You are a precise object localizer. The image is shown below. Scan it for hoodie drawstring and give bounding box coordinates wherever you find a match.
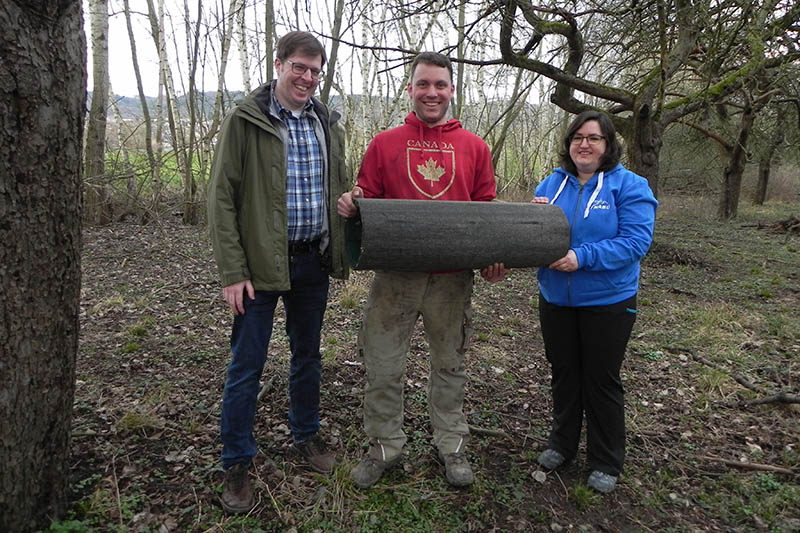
[583,171,603,218]
[550,171,604,219]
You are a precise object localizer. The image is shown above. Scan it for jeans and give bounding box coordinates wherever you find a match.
[220,252,329,470]
[538,294,637,476]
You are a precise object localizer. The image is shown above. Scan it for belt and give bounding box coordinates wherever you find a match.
[288,239,320,256]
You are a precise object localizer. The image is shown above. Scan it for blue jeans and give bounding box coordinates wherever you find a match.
[220,252,329,469]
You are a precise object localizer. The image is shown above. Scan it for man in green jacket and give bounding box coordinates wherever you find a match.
[207,31,349,514]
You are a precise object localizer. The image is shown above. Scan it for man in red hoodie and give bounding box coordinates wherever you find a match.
[337,52,497,489]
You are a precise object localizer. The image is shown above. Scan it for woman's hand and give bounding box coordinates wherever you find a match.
[548,250,578,272]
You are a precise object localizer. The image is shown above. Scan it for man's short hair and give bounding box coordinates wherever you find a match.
[409,52,453,83]
[276,31,327,67]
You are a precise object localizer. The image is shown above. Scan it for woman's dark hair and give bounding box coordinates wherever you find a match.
[558,111,622,176]
[276,31,327,67]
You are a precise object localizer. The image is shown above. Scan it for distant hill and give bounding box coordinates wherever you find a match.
[87,91,246,121]
[87,90,351,121]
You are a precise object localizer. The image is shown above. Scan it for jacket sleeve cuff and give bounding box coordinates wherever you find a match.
[573,247,588,270]
[220,268,251,288]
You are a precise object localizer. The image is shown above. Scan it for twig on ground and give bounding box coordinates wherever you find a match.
[666,346,800,407]
[468,425,510,439]
[258,376,279,401]
[553,471,569,497]
[264,481,283,522]
[696,454,795,475]
[111,454,123,528]
[192,485,202,529]
[733,391,800,406]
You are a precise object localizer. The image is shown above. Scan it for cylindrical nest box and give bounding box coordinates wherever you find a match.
[345,199,570,271]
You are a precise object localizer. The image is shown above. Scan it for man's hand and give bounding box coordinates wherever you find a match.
[548,250,579,272]
[481,262,510,283]
[222,279,255,315]
[531,196,549,204]
[337,186,363,217]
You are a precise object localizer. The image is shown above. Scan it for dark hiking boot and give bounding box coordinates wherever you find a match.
[220,463,254,514]
[294,434,336,474]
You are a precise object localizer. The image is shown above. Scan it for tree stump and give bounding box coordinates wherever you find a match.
[345,199,570,271]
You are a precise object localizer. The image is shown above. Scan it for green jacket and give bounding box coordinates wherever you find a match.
[208,83,350,290]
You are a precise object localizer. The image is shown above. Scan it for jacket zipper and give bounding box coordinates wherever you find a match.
[567,183,584,307]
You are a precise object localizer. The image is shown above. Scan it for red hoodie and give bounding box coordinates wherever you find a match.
[356,112,497,202]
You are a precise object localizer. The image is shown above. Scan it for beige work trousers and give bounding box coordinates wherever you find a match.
[358,270,474,462]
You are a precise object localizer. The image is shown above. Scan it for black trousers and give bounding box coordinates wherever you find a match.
[538,294,637,476]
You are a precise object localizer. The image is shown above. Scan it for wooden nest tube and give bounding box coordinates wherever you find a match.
[345,198,570,271]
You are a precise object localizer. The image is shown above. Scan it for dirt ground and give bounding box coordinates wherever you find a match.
[66,198,799,532]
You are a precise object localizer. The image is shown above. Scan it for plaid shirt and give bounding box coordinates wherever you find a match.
[277,99,325,242]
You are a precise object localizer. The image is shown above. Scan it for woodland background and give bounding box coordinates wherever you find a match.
[1,0,798,531]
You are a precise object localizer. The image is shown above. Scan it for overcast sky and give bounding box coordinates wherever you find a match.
[85,2,247,98]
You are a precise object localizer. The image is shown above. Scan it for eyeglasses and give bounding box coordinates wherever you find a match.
[570,134,605,145]
[286,60,324,79]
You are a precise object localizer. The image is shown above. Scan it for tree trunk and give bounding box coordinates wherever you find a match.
[753,115,784,205]
[718,103,755,220]
[490,68,529,173]
[628,103,663,198]
[0,2,84,531]
[454,0,466,120]
[235,0,251,94]
[264,0,274,82]
[108,83,137,208]
[84,0,111,224]
[123,0,157,195]
[319,0,345,105]
[181,0,202,226]
[206,0,238,141]
[146,0,167,211]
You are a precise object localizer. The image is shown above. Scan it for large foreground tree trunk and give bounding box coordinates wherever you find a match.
[0,1,85,531]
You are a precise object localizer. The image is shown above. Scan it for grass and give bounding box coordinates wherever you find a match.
[62,193,800,532]
[569,483,601,510]
[115,411,165,434]
[336,274,370,309]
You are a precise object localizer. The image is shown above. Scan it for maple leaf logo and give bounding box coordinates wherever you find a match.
[417,158,445,186]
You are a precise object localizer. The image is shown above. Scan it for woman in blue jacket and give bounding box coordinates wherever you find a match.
[533,111,657,493]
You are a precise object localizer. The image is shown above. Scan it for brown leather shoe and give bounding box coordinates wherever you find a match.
[294,435,335,474]
[220,463,254,514]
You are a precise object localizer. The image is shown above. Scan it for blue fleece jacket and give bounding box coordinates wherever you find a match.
[535,163,657,307]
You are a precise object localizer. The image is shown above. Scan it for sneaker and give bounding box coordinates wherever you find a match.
[537,449,565,470]
[351,455,401,489]
[438,451,474,487]
[587,470,618,493]
[294,434,335,474]
[220,463,254,514]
